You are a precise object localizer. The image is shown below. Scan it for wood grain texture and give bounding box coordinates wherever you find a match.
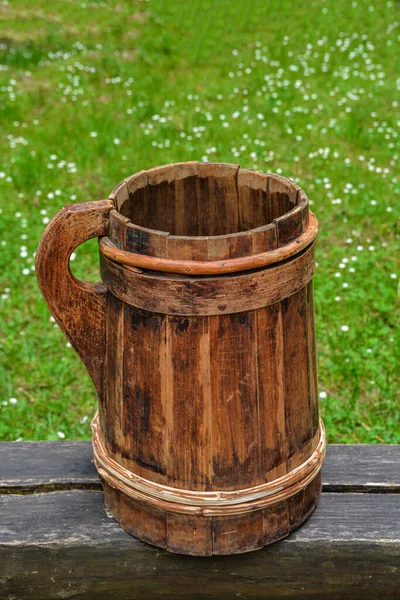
[281,287,313,471]
[98,211,317,274]
[1,488,399,599]
[119,493,167,549]
[237,168,269,230]
[122,306,167,484]
[103,293,124,458]
[256,302,287,482]
[209,311,259,490]
[35,199,114,402]
[197,162,240,235]
[306,281,320,447]
[112,165,310,258]
[99,242,316,316]
[166,316,212,490]
[36,164,320,557]
[166,512,213,556]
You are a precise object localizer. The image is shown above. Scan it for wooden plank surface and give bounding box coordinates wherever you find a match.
[1,442,400,493]
[0,490,399,599]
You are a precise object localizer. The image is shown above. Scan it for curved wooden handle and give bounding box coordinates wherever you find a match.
[36,200,114,398]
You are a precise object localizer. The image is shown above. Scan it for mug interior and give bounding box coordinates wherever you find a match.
[112,163,303,238]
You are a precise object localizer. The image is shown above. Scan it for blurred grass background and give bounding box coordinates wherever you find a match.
[0,0,398,442]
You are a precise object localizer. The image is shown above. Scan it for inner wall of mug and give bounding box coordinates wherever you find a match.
[114,164,301,237]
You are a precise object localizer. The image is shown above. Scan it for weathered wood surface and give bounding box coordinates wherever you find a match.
[35,200,114,398]
[1,443,399,598]
[102,166,323,555]
[2,442,400,493]
[36,165,322,555]
[99,242,316,316]
[0,480,399,599]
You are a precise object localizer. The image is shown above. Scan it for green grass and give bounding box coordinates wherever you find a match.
[0,0,398,443]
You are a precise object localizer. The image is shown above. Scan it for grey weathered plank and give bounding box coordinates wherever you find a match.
[1,442,399,493]
[323,444,400,492]
[0,441,100,493]
[0,490,399,599]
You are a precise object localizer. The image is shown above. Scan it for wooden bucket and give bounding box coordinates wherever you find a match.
[36,162,325,556]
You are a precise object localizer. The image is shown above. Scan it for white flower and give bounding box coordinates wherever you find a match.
[113,138,120,145]
[319,391,327,399]
[57,431,66,439]
[22,268,30,275]
[9,397,18,404]
[90,131,98,137]
[341,325,349,332]
[391,273,397,279]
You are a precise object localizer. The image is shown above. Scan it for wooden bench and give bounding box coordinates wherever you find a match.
[1,442,399,599]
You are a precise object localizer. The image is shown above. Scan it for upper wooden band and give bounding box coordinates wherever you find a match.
[100,212,318,276]
[99,241,315,316]
[92,413,326,517]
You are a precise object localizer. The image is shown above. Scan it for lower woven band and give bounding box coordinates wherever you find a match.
[91,413,326,517]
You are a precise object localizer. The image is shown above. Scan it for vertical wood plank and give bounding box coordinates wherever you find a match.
[237,169,269,230]
[227,231,253,258]
[166,513,213,556]
[146,164,175,233]
[269,176,293,220]
[167,236,209,260]
[197,163,239,235]
[250,223,277,253]
[275,205,304,246]
[103,293,124,460]
[122,306,167,484]
[125,224,168,257]
[108,210,128,250]
[125,171,149,226]
[307,281,320,449]
[111,181,129,212]
[206,235,231,261]
[209,311,258,490]
[287,489,305,531]
[281,287,313,471]
[174,162,199,236]
[212,511,264,555]
[119,494,167,549]
[256,303,287,483]
[262,500,290,545]
[166,316,212,491]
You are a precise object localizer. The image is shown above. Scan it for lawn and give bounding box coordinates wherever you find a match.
[0,0,398,443]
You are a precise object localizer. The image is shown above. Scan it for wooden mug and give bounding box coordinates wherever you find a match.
[36,162,325,556]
